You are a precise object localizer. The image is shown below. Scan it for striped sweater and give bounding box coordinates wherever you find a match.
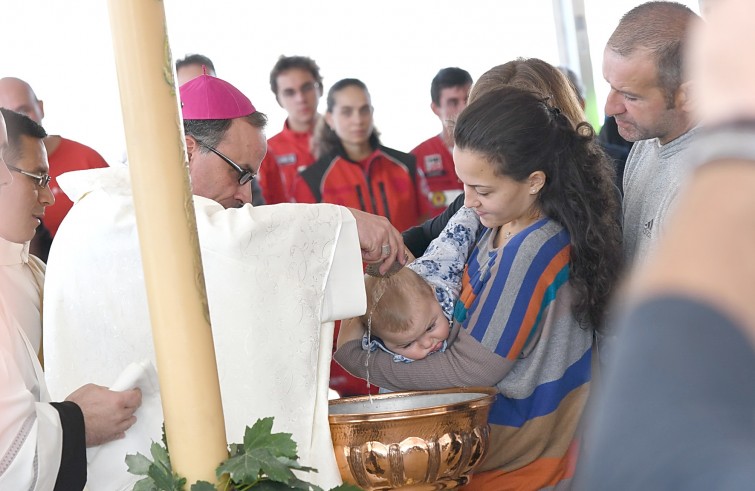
[335,218,592,490]
[461,218,592,491]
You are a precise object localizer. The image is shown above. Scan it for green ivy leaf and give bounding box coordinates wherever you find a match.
[132,476,158,491]
[217,451,262,483]
[286,475,324,491]
[126,452,153,476]
[190,481,216,491]
[144,441,186,490]
[250,450,297,483]
[229,442,244,457]
[123,417,358,491]
[276,456,317,473]
[218,448,297,485]
[243,418,298,460]
[250,482,298,491]
[150,441,170,468]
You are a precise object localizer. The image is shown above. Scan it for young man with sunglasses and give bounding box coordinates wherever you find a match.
[0,108,141,490]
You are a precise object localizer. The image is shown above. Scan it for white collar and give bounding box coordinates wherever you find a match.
[0,236,29,266]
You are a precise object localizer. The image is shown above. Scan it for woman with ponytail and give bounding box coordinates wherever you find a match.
[291,78,429,233]
[336,86,622,490]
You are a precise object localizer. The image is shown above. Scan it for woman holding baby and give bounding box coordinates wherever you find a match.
[336,59,622,490]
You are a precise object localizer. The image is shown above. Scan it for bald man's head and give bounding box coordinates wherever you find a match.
[0,111,12,190]
[0,77,44,124]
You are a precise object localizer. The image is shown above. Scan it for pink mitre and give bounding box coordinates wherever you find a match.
[179,69,256,120]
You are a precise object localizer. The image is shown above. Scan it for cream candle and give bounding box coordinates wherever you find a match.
[107,0,228,484]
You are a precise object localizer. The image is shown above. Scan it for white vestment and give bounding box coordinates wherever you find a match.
[0,238,63,490]
[44,167,365,490]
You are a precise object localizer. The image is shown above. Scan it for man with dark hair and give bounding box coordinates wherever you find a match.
[602,1,701,266]
[174,53,265,206]
[44,74,406,490]
[0,108,141,491]
[410,67,472,217]
[257,55,323,204]
[175,53,216,86]
[0,77,109,261]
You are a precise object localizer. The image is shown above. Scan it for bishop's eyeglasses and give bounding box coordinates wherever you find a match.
[196,140,256,186]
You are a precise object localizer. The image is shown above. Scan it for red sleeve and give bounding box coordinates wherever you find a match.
[414,167,433,222]
[290,173,318,204]
[258,153,288,204]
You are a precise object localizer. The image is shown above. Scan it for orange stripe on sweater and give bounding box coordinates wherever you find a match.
[460,267,475,309]
[462,438,579,491]
[505,246,571,360]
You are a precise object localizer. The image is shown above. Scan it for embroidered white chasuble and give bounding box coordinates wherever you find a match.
[44,168,365,490]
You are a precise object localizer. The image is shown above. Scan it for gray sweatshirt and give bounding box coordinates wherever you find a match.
[622,127,700,267]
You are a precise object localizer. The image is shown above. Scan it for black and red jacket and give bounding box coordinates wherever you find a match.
[292,145,429,233]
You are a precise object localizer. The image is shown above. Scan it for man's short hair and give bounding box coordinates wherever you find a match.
[0,108,47,162]
[269,55,323,97]
[607,1,700,107]
[176,54,216,75]
[431,67,473,106]
[183,112,267,149]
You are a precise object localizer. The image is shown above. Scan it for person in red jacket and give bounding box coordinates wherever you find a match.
[293,78,429,233]
[0,77,109,261]
[257,55,323,204]
[293,78,428,397]
[411,67,472,217]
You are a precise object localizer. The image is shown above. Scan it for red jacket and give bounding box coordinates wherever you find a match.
[411,134,464,217]
[258,121,316,204]
[292,146,428,233]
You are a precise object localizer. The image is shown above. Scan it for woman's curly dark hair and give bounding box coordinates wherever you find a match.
[454,86,623,329]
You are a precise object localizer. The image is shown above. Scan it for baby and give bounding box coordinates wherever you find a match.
[361,206,480,362]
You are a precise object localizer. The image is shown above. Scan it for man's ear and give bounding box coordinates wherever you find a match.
[185,136,198,163]
[37,99,45,120]
[675,80,696,114]
[431,102,441,118]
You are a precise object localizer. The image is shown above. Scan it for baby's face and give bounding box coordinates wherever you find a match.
[379,298,451,360]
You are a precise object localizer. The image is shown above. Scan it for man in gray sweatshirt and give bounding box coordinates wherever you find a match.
[602,1,701,267]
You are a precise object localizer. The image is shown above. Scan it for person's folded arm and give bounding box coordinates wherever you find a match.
[334,328,511,391]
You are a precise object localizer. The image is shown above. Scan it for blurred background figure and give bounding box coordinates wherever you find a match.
[175,53,216,86]
[558,65,586,109]
[257,55,323,204]
[410,67,472,217]
[0,76,109,262]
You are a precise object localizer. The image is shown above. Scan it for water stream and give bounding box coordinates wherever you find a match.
[364,277,388,404]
